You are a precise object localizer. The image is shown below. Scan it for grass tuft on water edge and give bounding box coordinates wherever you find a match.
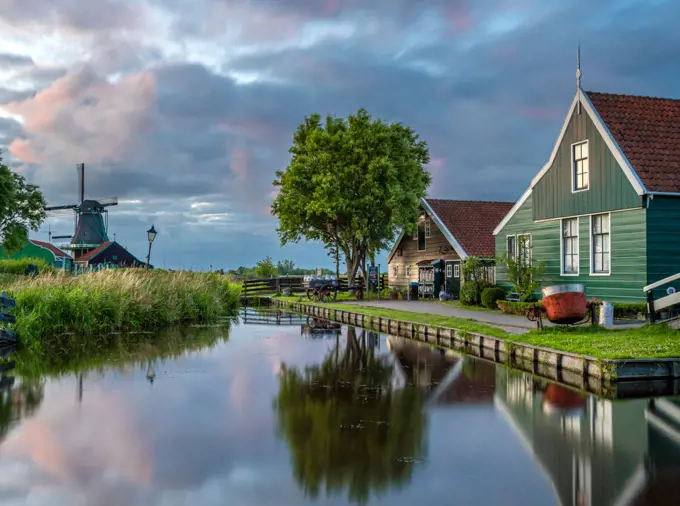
[1,269,241,345]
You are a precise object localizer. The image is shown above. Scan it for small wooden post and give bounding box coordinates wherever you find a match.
[647,290,656,324]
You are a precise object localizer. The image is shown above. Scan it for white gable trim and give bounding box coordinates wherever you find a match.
[421,198,468,259]
[386,198,468,263]
[29,240,58,262]
[493,88,647,236]
[386,230,406,263]
[580,91,646,195]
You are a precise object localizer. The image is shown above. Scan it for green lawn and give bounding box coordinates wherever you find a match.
[520,325,680,360]
[272,295,680,360]
[273,295,511,338]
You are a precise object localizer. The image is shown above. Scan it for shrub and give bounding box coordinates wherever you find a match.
[497,300,542,315]
[460,281,491,306]
[481,287,506,309]
[0,257,54,275]
[498,300,648,321]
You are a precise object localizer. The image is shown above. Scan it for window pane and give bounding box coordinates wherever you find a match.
[602,214,609,233]
[581,142,588,158]
[574,144,581,159]
[582,158,589,176]
[595,254,602,272]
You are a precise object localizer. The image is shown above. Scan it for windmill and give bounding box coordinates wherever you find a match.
[45,163,118,259]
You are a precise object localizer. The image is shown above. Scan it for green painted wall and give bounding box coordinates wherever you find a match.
[646,195,680,299]
[496,194,647,302]
[532,103,642,221]
[0,241,55,264]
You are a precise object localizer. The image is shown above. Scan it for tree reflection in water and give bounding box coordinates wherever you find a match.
[0,352,44,443]
[274,327,428,504]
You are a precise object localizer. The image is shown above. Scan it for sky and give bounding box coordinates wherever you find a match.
[1,0,679,271]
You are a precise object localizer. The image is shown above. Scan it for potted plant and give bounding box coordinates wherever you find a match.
[391,289,399,300]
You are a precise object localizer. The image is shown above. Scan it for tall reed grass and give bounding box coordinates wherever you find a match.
[1,269,241,345]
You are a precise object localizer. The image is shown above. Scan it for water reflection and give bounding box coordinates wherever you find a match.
[274,327,427,504]
[0,317,679,505]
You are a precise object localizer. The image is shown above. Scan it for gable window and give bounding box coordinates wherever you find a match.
[591,214,610,275]
[561,218,579,275]
[572,141,589,192]
[406,265,412,278]
[425,219,431,238]
[417,222,426,251]
[506,235,517,262]
[393,265,398,276]
[446,264,452,277]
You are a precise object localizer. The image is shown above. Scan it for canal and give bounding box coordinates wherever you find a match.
[1,308,679,505]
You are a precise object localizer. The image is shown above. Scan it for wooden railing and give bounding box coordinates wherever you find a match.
[643,273,680,323]
[241,274,389,297]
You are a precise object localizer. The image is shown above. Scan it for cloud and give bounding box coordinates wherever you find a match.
[1,0,679,269]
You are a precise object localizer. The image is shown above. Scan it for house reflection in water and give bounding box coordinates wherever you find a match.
[495,369,680,506]
[386,335,680,506]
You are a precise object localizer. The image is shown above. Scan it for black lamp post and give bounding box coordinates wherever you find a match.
[146,224,157,270]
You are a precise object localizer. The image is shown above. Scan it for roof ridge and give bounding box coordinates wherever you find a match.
[585,90,680,103]
[425,198,515,205]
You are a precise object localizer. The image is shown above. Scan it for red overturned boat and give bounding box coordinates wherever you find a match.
[541,284,588,324]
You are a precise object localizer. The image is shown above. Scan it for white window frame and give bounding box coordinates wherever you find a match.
[425,219,431,238]
[417,224,426,252]
[560,217,580,276]
[506,235,517,262]
[589,213,611,276]
[453,264,460,278]
[516,233,532,267]
[571,140,590,193]
[446,264,452,278]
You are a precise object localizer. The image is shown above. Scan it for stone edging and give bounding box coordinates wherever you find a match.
[269,298,680,384]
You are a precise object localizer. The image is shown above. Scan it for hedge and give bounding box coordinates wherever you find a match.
[497,300,647,320]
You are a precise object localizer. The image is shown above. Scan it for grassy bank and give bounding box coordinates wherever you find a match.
[273,295,512,339]
[1,269,241,346]
[272,296,680,360]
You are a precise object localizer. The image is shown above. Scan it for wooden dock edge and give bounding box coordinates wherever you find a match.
[268,298,680,388]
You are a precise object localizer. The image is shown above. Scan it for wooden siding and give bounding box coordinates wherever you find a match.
[532,103,642,221]
[496,194,647,302]
[388,222,460,289]
[647,196,680,300]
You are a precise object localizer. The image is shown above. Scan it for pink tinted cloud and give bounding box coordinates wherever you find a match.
[444,2,473,34]
[4,66,156,166]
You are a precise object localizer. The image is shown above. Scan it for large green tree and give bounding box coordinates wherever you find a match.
[274,327,428,504]
[271,109,431,283]
[0,152,46,255]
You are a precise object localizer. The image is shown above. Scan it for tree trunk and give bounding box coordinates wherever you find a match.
[335,239,340,279]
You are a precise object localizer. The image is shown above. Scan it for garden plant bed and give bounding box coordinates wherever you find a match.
[269,296,680,383]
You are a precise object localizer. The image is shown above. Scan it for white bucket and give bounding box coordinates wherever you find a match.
[599,301,614,325]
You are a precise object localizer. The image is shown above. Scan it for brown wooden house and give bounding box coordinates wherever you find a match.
[74,241,147,268]
[387,198,514,297]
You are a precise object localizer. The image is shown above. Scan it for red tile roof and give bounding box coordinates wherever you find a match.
[586,91,680,192]
[75,242,112,262]
[425,199,514,257]
[30,240,71,259]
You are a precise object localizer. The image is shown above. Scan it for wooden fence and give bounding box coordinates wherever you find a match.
[241,274,389,297]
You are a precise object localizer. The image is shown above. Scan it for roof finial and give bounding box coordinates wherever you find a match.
[576,41,582,89]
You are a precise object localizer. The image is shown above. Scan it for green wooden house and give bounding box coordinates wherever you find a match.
[494,80,680,302]
[0,239,73,270]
